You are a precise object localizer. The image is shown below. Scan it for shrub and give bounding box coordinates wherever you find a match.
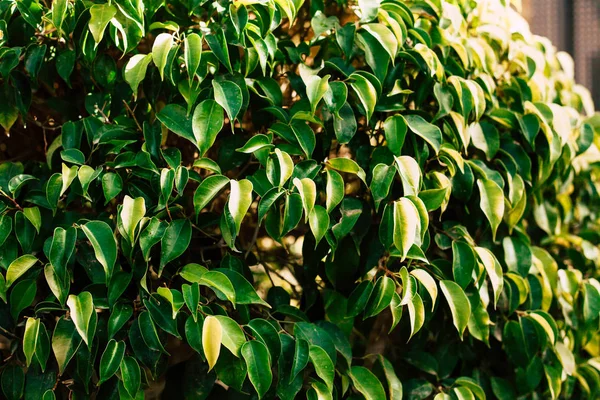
[0,0,599,398]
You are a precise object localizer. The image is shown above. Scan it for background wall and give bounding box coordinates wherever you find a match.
[522,0,600,107]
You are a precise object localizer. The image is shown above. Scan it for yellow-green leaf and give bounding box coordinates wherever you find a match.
[202,315,222,371]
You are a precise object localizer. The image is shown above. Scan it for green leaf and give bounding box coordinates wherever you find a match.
[502,236,532,277]
[452,241,475,289]
[258,187,284,222]
[474,246,504,307]
[214,268,271,307]
[214,315,246,356]
[394,156,422,196]
[544,364,561,399]
[439,280,471,337]
[52,317,82,375]
[156,287,185,319]
[6,254,37,287]
[139,218,168,262]
[88,4,117,44]
[1,364,24,400]
[308,381,332,400]
[309,345,335,391]
[241,340,273,399]
[325,169,345,213]
[203,315,222,371]
[60,149,85,165]
[184,33,202,80]
[52,0,68,35]
[193,158,222,174]
[152,33,174,80]
[333,102,358,144]
[124,54,153,99]
[102,172,123,204]
[248,318,281,363]
[527,310,557,346]
[305,74,330,113]
[370,163,395,211]
[364,276,395,318]
[8,174,37,194]
[66,291,96,347]
[404,114,442,154]
[81,221,117,282]
[138,311,169,354]
[555,341,575,376]
[193,100,224,156]
[349,72,377,123]
[183,283,200,322]
[228,179,254,235]
[399,267,416,305]
[291,338,310,380]
[120,195,145,244]
[271,148,294,187]
[361,24,398,60]
[348,281,374,317]
[0,101,18,132]
[108,303,133,339]
[144,294,181,338]
[309,205,329,246]
[77,165,97,196]
[213,80,243,123]
[120,356,141,398]
[0,213,12,247]
[157,104,195,145]
[290,121,316,159]
[470,122,499,160]
[34,322,50,372]
[206,29,233,73]
[23,317,40,367]
[408,293,425,340]
[326,158,366,184]
[237,134,273,154]
[393,198,420,260]
[282,193,303,236]
[293,178,316,222]
[98,339,125,385]
[159,219,192,275]
[377,355,403,400]
[61,163,78,196]
[477,178,504,241]
[411,269,437,311]
[349,366,386,400]
[583,283,600,324]
[194,175,230,215]
[179,263,209,283]
[199,271,236,305]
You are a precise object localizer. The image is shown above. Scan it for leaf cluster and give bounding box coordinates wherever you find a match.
[0,0,599,399]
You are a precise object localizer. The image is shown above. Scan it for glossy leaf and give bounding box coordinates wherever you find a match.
[477,178,504,241]
[6,254,37,287]
[350,366,386,400]
[81,221,117,282]
[241,340,272,399]
[193,100,225,156]
[98,339,125,385]
[66,292,95,346]
[440,281,471,337]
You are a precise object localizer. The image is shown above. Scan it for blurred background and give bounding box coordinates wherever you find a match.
[522,0,600,108]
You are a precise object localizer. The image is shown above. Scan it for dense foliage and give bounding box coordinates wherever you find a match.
[0,0,599,398]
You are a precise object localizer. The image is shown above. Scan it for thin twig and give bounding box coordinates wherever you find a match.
[244,219,261,259]
[0,189,23,211]
[122,100,143,131]
[259,261,276,287]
